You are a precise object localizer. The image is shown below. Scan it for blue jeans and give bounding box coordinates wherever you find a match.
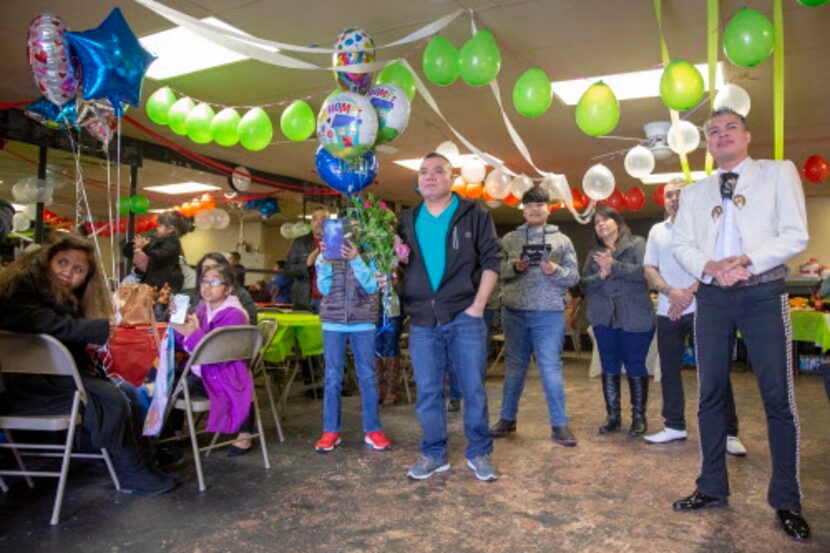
[322,330,381,433]
[592,325,654,377]
[447,309,494,401]
[500,308,569,427]
[410,311,492,460]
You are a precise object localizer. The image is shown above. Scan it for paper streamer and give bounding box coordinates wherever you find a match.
[705,0,718,175]
[773,0,784,161]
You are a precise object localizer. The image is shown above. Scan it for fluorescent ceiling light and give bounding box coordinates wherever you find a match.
[143,182,222,195]
[12,203,26,211]
[640,171,709,185]
[551,63,725,105]
[394,153,504,172]
[141,17,277,80]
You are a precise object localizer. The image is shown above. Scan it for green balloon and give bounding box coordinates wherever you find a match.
[210,108,241,147]
[797,0,829,6]
[422,35,459,86]
[145,86,177,125]
[185,103,215,144]
[723,8,774,67]
[512,67,552,118]
[660,60,704,111]
[375,62,416,101]
[458,29,501,87]
[280,100,315,142]
[167,97,195,136]
[117,196,131,216]
[575,81,620,137]
[130,195,150,215]
[238,107,273,151]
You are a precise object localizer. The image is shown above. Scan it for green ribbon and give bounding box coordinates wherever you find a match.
[705,0,718,175]
[773,0,784,160]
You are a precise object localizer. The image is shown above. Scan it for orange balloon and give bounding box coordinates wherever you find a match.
[503,194,520,207]
[549,201,564,212]
[466,183,483,199]
[201,195,217,211]
[451,177,467,197]
[190,199,204,214]
[482,191,495,202]
[180,202,194,217]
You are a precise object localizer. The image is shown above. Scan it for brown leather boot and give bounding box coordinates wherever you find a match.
[375,357,385,404]
[381,356,401,405]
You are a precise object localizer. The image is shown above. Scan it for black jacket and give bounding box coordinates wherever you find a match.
[398,196,501,326]
[284,233,316,310]
[123,233,184,293]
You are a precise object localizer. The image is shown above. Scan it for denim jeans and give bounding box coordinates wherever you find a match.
[500,308,569,427]
[322,330,381,433]
[592,325,654,377]
[410,311,492,460]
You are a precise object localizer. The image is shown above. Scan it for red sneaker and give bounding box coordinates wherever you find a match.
[315,432,341,452]
[364,431,391,451]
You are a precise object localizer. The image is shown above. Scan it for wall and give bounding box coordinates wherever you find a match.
[790,197,830,272]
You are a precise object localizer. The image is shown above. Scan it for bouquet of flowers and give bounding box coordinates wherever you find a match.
[348,194,410,327]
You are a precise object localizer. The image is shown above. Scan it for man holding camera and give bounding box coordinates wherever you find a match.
[490,187,580,446]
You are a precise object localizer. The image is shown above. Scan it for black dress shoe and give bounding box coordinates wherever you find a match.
[551,426,577,447]
[672,491,728,512]
[227,445,253,457]
[777,510,810,542]
[489,419,517,438]
[447,399,461,412]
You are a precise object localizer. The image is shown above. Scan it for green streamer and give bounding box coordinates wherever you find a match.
[705,0,718,175]
[773,0,784,160]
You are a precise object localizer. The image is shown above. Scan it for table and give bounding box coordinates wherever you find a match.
[789,310,830,352]
[257,311,323,364]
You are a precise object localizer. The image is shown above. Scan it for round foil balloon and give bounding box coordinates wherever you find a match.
[315,146,378,195]
[317,92,378,159]
[461,158,487,184]
[484,169,511,200]
[332,28,375,94]
[713,83,751,117]
[366,84,410,145]
[582,163,616,201]
[624,145,656,179]
[667,120,701,155]
[27,14,79,107]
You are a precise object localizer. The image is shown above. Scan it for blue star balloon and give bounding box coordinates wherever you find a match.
[67,8,155,116]
[25,96,78,129]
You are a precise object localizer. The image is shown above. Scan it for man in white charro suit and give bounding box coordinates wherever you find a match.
[671,108,810,542]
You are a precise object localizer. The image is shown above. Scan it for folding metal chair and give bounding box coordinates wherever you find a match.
[0,332,120,526]
[251,319,284,442]
[166,325,268,492]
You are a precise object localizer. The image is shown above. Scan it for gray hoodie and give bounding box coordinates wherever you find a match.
[500,223,579,312]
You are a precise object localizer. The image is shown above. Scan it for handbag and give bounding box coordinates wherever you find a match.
[116,283,155,327]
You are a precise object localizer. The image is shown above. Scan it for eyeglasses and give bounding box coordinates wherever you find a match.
[200,278,226,288]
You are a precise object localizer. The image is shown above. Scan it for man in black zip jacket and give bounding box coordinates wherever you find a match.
[398,152,501,482]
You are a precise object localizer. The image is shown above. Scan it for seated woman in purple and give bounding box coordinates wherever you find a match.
[171,263,256,455]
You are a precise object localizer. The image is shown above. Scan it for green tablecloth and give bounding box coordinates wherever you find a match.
[789,310,830,352]
[257,311,323,363]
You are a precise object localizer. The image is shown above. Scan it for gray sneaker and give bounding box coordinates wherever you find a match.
[407,456,450,480]
[466,454,498,481]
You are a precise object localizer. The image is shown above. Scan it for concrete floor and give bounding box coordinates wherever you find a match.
[1,357,828,552]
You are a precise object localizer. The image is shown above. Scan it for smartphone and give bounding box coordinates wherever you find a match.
[323,219,345,260]
[170,294,190,324]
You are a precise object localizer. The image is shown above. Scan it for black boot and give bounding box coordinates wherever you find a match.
[110,447,179,495]
[628,376,649,437]
[598,373,621,434]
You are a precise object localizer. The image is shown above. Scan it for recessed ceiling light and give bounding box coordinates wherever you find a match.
[640,171,709,185]
[140,17,277,80]
[394,153,504,172]
[143,182,222,195]
[551,63,725,106]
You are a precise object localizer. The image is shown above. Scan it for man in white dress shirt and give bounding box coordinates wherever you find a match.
[671,108,810,542]
[643,179,745,455]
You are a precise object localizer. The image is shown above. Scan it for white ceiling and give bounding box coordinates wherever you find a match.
[1,0,829,226]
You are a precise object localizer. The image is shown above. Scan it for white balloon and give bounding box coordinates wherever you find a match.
[484,169,512,200]
[232,166,252,192]
[435,140,461,166]
[667,120,701,155]
[714,83,751,117]
[484,200,502,209]
[22,204,37,219]
[509,174,534,199]
[210,208,230,230]
[623,145,656,179]
[582,164,616,201]
[539,174,567,202]
[291,222,309,237]
[194,210,213,231]
[461,158,486,184]
[280,223,294,239]
[12,212,30,232]
[21,177,53,203]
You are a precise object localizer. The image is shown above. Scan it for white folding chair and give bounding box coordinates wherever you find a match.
[167,325,268,492]
[0,332,120,526]
[251,319,284,443]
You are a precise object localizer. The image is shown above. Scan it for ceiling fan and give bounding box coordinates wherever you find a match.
[594,121,704,163]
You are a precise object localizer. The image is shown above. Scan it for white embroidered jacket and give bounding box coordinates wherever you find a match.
[672,158,808,280]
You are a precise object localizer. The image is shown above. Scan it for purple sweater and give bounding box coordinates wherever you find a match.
[175,296,253,433]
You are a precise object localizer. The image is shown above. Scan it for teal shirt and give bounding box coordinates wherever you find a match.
[415,195,459,292]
